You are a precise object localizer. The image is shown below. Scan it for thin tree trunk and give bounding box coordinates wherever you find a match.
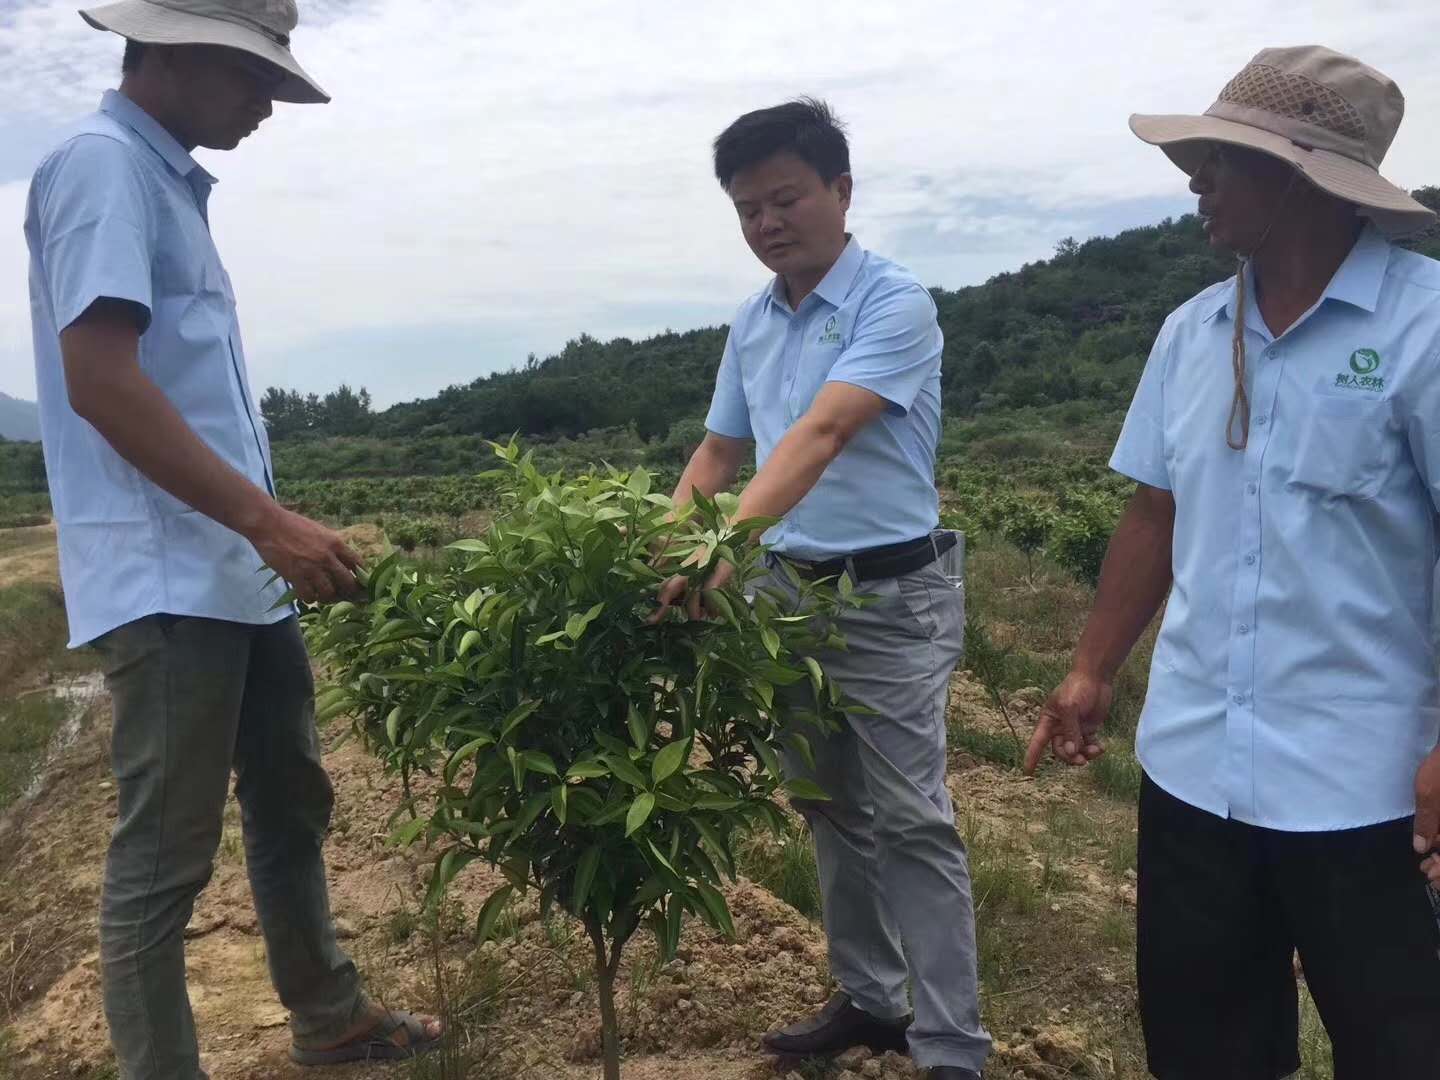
[586,917,623,1080]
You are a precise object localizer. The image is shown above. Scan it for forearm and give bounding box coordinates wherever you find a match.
[1072,489,1175,681]
[671,442,744,508]
[70,365,277,540]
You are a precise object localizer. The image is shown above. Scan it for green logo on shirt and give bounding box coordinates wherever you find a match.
[1349,348,1381,375]
[817,314,842,345]
[1334,348,1384,392]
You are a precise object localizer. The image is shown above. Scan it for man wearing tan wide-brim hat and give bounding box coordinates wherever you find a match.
[1027,46,1440,1078]
[23,2,442,1076]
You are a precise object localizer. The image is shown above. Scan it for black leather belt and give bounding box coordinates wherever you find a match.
[784,531,957,583]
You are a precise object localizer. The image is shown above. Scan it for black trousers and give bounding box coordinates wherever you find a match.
[1137,773,1440,1080]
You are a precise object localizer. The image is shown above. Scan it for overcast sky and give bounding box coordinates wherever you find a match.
[2,0,1438,408]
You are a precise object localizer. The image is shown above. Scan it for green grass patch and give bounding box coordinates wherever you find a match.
[0,582,68,689]
[1105,828,1139,878]
[1095,909,1135,952]
[736,816,822,920]
[1091,739,1144,803]
[949,722,1023,769]
[0,693,68,813]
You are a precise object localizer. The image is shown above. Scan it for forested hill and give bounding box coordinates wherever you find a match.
[262,191,1440,443]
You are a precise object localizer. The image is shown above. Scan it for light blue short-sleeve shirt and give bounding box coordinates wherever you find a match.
[705,237,944,559]
[1113,226,1440,831]
[25,91,286,646]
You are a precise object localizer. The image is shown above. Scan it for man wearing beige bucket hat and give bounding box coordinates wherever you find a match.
[1025,46,1440,1078]
[23,2,441,1076]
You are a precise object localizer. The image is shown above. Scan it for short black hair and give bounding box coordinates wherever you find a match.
[121,39,147,74]
[712,97,850,190]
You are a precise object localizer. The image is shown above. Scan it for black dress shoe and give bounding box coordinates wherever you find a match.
[761,992,911,1057]
[926,1069,982,1080]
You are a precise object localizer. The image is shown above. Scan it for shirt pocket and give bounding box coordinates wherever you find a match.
[1283,396,1394,500]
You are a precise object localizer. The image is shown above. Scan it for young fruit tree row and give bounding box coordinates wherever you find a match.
[303,441,857,1080]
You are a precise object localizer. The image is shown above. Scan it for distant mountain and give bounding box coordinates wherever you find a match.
[0,394,40,442]
[263,187,1440,443]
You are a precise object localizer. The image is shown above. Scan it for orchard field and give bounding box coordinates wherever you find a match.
[0,421,1340,1080]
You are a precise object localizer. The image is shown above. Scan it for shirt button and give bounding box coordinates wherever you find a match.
[1232,693,1246,705]
[1238,624,1250,635]
[1246,483,1258,495]
[1256,415,1268,426]
[1245,553,1257,566]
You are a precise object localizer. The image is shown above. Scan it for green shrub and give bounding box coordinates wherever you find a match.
[1051,491,1123,586]
[304,441,857,1080]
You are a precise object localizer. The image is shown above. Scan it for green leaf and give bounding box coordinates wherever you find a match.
[663,897,684,961]
[523,750,560,777]
[694,881,736,938]
[566,601,606,641]
[566,758,611,780]
[703,589,735,624]
[694,819,735,878]
[750,735,782,778]
[457,629,482,658]
[475,884,516,943]
[443,736,492,785]
[385,706,404,746]
[760,626,781,660]
[572,845,602,912]
[603,754,649,790]
[501,698,542,740]
[627,705,650,752]
[426,848,476,911]
[390,816,428,846]
[625,793,656,836]
[802,656,824,695]
[782,778,831,802]
[786,732,817,773]
[551,783,568,824]
[650,740,689,785]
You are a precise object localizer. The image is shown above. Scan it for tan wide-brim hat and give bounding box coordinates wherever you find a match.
[81,0,329,104]
[1130,45,1434,238]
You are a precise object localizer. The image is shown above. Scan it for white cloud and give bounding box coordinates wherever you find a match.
[3,0,1439,406]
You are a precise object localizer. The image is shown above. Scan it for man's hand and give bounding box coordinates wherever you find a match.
[649,560,736,624]
[1414,746,1440,885]
[1024,670,1111,774]
[248,505,364,605]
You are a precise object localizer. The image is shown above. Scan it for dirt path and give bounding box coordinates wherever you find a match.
[0,525,58,588]
[1,693,1143,1080]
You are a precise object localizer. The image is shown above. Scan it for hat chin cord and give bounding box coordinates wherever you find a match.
[1226,170,1301,451]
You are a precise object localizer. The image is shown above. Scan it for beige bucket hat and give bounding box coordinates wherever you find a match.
[1131,45,1433,237]
[80,0,329,104]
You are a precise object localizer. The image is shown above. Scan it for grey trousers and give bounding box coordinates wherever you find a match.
[94,615,366,1080]
[770,559,992,1071]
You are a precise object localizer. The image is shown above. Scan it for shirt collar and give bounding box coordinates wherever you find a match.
[766,235,866,312]
[1203,224,1390,325]
[100,89,216,187]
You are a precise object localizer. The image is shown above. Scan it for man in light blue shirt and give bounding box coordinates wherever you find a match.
[656,99,988,1080]
[1029,47,1440,1078]
[26,2,439,1075]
